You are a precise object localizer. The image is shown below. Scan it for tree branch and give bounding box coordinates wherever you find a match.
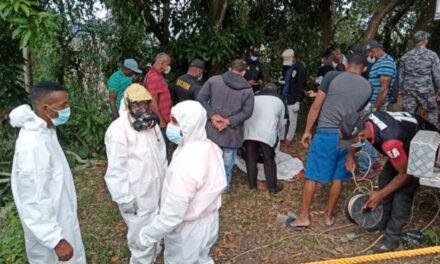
[359,0,401,42]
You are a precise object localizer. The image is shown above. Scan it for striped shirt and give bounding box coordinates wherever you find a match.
[368,53,397,103]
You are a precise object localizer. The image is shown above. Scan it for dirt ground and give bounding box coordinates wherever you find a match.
[75,139,440,264]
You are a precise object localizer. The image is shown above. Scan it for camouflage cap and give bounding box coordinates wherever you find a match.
[413,31,430,43]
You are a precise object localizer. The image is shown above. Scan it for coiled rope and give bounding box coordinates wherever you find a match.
[306,246,440,264]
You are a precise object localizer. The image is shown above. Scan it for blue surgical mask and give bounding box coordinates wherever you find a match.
[46,105,71,126]
[166,123,183,144]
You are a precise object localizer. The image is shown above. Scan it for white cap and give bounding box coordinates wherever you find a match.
[282,49,295,65]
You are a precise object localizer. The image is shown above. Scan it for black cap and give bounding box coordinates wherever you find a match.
[338,112,365,148]
[190,59,205,70]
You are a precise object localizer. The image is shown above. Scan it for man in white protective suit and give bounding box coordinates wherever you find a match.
[9,81,86,263]
[104,83,167,264]
[138,100,227,264]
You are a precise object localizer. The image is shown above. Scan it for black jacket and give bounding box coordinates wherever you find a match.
[282,62,307,105]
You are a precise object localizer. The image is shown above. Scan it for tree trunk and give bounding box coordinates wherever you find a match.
[137,0,171,46]
[359,0,401,42]
[208,0,228,33]
[23,47,33,92]
[406,0,437,49]
[320,0,336,49]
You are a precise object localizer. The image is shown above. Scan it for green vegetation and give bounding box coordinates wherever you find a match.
[2,0,440,262]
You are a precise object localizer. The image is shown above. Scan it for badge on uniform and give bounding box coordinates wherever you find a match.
[291,70,297,78]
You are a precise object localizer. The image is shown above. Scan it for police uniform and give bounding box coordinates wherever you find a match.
[364,111,437,248]
[244,58,264,93]
[399,46,440,125]
[172,73,202,104]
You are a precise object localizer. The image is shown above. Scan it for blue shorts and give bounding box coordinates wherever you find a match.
[305,128,351,184]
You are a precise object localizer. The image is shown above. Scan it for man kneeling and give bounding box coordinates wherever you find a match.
[340,110,438,252]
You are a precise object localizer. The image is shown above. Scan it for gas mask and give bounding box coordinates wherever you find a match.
[130,108,160,131]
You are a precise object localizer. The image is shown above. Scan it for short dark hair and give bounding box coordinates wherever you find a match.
[230,59,247,72]
[347,53,367,67]
[263,82,277,91]
[30,81,66,107]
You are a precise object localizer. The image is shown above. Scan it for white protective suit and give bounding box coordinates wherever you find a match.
[139,101,227,264]
[104,106,167,264]
[9,104,86,264]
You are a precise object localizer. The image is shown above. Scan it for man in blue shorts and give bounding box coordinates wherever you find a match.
[287,53,372,229]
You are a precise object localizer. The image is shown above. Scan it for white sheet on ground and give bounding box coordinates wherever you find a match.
[235,147,304,181]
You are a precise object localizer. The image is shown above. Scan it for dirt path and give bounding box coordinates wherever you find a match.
[75,143,440,263]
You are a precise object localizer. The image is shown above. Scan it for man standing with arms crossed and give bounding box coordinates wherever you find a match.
[197,59,254,193]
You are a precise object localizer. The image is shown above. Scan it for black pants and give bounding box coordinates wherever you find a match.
[244,140,277,191]
[377,161,419,247]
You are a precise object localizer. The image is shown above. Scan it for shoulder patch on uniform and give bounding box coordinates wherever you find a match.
[176,79,191,91]
[368,113,388,130]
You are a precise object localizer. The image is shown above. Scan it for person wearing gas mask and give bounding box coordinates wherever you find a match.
[244,45,264,93]
[9,81,86,263]
[108,58,143,120]
[138,100,227,264]
[144,52,173,147]
[172,59,205,104]
[104,84,167,264]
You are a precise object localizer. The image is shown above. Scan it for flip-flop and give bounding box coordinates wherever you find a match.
[285,216,308,231]
[323,211,336,227]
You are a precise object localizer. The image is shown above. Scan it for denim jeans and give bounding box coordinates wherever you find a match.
[221,147,237,190]
[357,141,378,173]
[376,161,419,247]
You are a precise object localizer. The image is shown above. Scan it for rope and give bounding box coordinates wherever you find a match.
[305,246,440,264]
[351,150,374,195]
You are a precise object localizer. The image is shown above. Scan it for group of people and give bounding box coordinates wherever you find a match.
[8,30,440,263]
[288,31,440,254]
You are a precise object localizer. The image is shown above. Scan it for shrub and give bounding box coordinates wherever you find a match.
[0,203,26,264]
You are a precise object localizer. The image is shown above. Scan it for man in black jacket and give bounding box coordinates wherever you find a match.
[280,49,307,148]
[244,45,264,93]
[172,59,205,104]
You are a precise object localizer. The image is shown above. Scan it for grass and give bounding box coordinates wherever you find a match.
[2,139,440,263]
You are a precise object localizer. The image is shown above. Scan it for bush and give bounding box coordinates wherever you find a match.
[0,203,27,264]
[57,80,110,158]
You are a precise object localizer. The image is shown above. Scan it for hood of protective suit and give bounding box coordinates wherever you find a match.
[171,101,207,143]
[9,104,47,130]
[221,71,250,90]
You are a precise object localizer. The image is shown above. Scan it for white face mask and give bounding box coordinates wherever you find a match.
[367,56,376,64]
[198,73,203,81]
[250,55,259,61]
[164,65,171,74]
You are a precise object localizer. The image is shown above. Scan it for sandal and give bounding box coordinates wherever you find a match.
[285,216,308,231]
[323,211,336,227]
